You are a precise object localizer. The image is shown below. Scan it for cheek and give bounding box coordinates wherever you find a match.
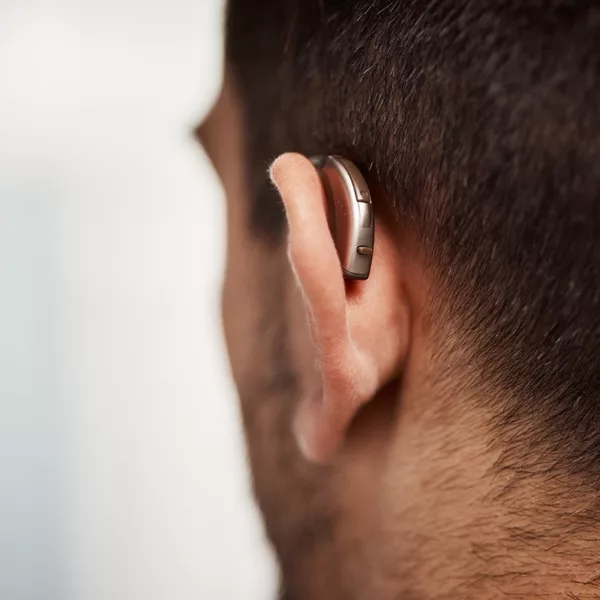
[220,230,263,387]
[220,202,289,389]
[220,218,318,404]
[220,175,260,381]
[220,268,244,382]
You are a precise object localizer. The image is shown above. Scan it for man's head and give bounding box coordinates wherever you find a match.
[198,1,600,598]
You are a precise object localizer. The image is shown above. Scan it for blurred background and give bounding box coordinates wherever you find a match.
[0,1,276,598]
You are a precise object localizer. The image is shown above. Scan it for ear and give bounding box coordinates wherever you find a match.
[270,153,410,463]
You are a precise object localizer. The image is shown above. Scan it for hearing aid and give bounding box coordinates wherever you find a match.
[310,155,374,280]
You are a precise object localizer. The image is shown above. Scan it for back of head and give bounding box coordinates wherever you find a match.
[229,0,600,479]
[220,1,600,597]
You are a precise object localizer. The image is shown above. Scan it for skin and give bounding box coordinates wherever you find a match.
[198,77,600,600]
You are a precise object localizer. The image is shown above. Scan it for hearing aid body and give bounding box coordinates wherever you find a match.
[311,155,374,280]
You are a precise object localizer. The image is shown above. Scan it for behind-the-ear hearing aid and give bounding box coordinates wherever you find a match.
[311,155,374,280]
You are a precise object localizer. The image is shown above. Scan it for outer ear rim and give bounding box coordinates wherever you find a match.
[270,153,349,342]
[270,153,408,463]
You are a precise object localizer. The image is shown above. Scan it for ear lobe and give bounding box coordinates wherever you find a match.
[270,153,408,463]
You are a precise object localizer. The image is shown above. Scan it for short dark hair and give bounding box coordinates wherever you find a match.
[226,0,600,483]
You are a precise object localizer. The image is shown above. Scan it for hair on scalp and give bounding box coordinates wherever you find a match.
[225,0,600,484]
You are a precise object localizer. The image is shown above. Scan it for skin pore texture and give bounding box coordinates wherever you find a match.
[199,78,600,600]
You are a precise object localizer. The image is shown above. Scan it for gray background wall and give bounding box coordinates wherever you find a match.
[0,2,275,598]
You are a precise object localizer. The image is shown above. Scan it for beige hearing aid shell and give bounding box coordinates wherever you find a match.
[311,155,374,280]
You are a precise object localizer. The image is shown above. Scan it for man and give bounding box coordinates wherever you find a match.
[198,1,600,598]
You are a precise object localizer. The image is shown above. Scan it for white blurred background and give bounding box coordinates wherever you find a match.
[0,1,276,599]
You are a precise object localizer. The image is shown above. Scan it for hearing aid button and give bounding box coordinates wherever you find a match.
[358,201,373,227]
[357,246,373,256]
